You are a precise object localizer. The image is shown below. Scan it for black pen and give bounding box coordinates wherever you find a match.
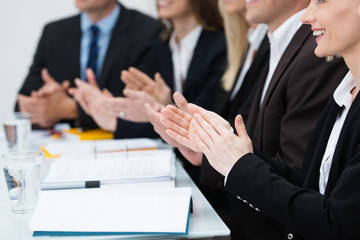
[41,180,100,190]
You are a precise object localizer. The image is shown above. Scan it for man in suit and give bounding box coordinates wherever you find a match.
[17,0,160,131]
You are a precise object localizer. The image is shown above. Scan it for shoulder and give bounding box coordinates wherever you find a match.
[43,14,80,33]
[197,29,226,53]
[199,29,226,44]
[120,4,159,29]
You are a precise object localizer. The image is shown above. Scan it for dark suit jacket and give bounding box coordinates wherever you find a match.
[225,89,360,240]
[17,3,161,134]
[198,35,270,240]
[246,24,348,170]
[200,34,270,189]
[145,29,227,110]
[114,29,226,139]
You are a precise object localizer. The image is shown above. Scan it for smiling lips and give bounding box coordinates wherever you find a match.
[313,29,326,42]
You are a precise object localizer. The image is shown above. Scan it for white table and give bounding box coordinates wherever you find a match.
[0,134,230,240]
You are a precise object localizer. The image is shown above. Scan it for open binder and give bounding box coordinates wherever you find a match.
[41,149,176,190]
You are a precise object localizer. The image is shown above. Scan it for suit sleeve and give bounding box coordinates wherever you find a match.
[225,147,360,240]
[15,24,50,110]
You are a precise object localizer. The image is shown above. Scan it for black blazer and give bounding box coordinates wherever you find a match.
[17,3,161,131]
[145,29,227,109]
[114,29,227,139]
[246,24,348,169]
[225,87,360,240]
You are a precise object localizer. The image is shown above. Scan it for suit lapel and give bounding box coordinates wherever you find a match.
[67,16,81,85]
[303,101,341,190]
[261,24,311,106]
[162,43,175,92]
[325,94,360,194]
[215,66,243,116]
[98,3,130,88]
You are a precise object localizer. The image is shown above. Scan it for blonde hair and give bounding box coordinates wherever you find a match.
[218,0,250,91]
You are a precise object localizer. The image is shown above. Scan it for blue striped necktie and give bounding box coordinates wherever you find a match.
[86,25,100,81]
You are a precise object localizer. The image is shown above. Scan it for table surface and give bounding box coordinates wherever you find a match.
[0,133,230,240]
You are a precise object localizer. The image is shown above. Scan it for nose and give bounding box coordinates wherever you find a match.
[301,3,316,25]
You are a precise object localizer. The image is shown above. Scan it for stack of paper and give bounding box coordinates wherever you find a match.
[41,138,159,158]
[30,187,192,236]
[41,149,175,190]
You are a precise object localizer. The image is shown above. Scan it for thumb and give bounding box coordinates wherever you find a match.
[85,68,99,88]
[102,88,114,97]
[41,68,56,84]
[154,72,166,86]
[234,115,248,137]
[62,80,71,91]
[173,91,189,113]
[123,88,142,99]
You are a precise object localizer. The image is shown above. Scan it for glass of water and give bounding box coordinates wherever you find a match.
[2,112,31,152]
[2,152,42,214]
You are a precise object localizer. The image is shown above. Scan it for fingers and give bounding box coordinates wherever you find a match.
[161,105,192,129]
[121,70,140,90]
[121,67,153,90]
[129,67,153,86]
[102,88,113,97]
[191,113,216,150]
[123,88,143,99]
[165,128,192,149]
[173,92,190,113]
[85,68,99,88]
[154,72,166,87]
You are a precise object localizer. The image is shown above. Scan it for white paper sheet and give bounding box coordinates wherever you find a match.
[30,187,191,235]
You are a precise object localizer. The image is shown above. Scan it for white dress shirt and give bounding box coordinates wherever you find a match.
[319,71,355,194]
[230,24,268,100]
[169,25,202,93]
[259,9,305,105]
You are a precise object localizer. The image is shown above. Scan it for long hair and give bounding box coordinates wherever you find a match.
[160,0,224,41]
[218,0,250,91]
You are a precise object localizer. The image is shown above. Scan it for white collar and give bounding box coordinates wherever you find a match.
[248,24,268,49]
[333,71,356,109]
[268,9,305,58]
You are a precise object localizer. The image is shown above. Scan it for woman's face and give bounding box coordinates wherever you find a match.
[301,0,360,58]
[223,0,246,14]
[157,0,192,20]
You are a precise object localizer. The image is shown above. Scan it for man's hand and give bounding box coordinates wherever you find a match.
[18,68,77,128]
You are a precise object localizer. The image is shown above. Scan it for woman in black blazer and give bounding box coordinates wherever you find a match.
[161,0,360,239]
[120,0,226,112]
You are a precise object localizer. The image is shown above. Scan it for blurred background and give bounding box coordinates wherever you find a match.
[0,0,157,114]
